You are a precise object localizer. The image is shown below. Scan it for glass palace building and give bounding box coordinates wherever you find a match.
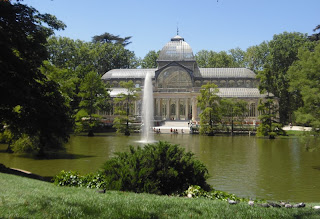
[102,35,267,123]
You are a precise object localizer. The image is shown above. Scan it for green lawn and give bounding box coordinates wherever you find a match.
[0,173,320,218]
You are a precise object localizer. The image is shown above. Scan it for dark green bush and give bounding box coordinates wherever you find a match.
[101,141,210,195]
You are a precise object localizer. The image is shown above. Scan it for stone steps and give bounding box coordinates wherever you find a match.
[153,121,191,134]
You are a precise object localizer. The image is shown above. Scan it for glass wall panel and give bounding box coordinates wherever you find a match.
[157,67,192,89]
[170,104,176,115]
[161,101,167,119]
[180,104,185,116]
[249,103,256,117]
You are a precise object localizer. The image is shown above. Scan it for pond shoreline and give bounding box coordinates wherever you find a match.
[1,134,320,202]
[0,163,52,182]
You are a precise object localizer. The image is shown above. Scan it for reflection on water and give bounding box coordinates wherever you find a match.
[1,133,320,202]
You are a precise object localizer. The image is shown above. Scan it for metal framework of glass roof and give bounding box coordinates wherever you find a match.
[102,68,256,80]
[199,68,256,79]
[101,69,156,80]
[217,88,268,98]
[157,35,194,61]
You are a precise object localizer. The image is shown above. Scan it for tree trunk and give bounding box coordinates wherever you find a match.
[88,130,94,137]
[269,135,275,139]
[6,144,13,153]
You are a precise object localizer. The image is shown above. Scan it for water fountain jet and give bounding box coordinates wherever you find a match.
[140,72,155,143]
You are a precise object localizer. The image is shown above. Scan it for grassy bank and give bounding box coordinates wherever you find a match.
[1,173,320,218]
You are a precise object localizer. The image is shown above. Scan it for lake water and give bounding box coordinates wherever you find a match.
[1,134,320,202]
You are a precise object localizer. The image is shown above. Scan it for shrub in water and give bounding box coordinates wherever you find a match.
[101,141,210,195]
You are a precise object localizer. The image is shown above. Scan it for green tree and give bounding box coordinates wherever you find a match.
[257,97,284,139]
[46,36,139,120]
[195,50,236,68]
[47,37,92,73]
[244,42,269,72]
[40,61,78,107]
[0,1,73,155]
[257,65,284,139]
[309,25,320,41]
[257,32,311,124]
[92,42,140,75]
[46,37,96,112]
[141,50,160,68]
[76,71,110,136]
[197,83,221,135]
[220,98,248,135]
[113,80,140,136]
[92,32,132,47]
[47,36,139,76]
[288,43,320,133]
[229,47,246,67]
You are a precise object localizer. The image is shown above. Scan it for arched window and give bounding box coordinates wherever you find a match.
[229,80,235,87]
[220,80,226,87]
[157,66,192,89]
[237,80,243,87]
[112,81,119,87]
[212,80,218,86]
[246,80,252,88]
[203,80,209,85]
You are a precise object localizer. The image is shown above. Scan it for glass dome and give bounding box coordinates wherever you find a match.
[158,35,194,61]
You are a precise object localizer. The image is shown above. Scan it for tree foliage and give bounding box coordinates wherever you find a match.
[195,48,246,68]
[308,24,320,41]
[220,98,248,134]
[40,61,78,106]
[45,36,139,132]
[288,43,320,132]
[228,47,246,67]
[47,36,139,77]
[244,42,269,72]
[257,32,311,124]
[0,1,72,155]
[257,97,284,139]
[92,32,132,47]
[113,80,140,135]
[76,71,110,136]
[141,50,159,68]
[197,83,221,135]
[196,50,238,68]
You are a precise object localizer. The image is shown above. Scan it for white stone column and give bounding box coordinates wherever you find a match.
[192,97,197,121]
[157,99,161,117]
[154,98,156,118]
[166,99,170,120]
[176,99,180,120]
[185,98,189,121]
